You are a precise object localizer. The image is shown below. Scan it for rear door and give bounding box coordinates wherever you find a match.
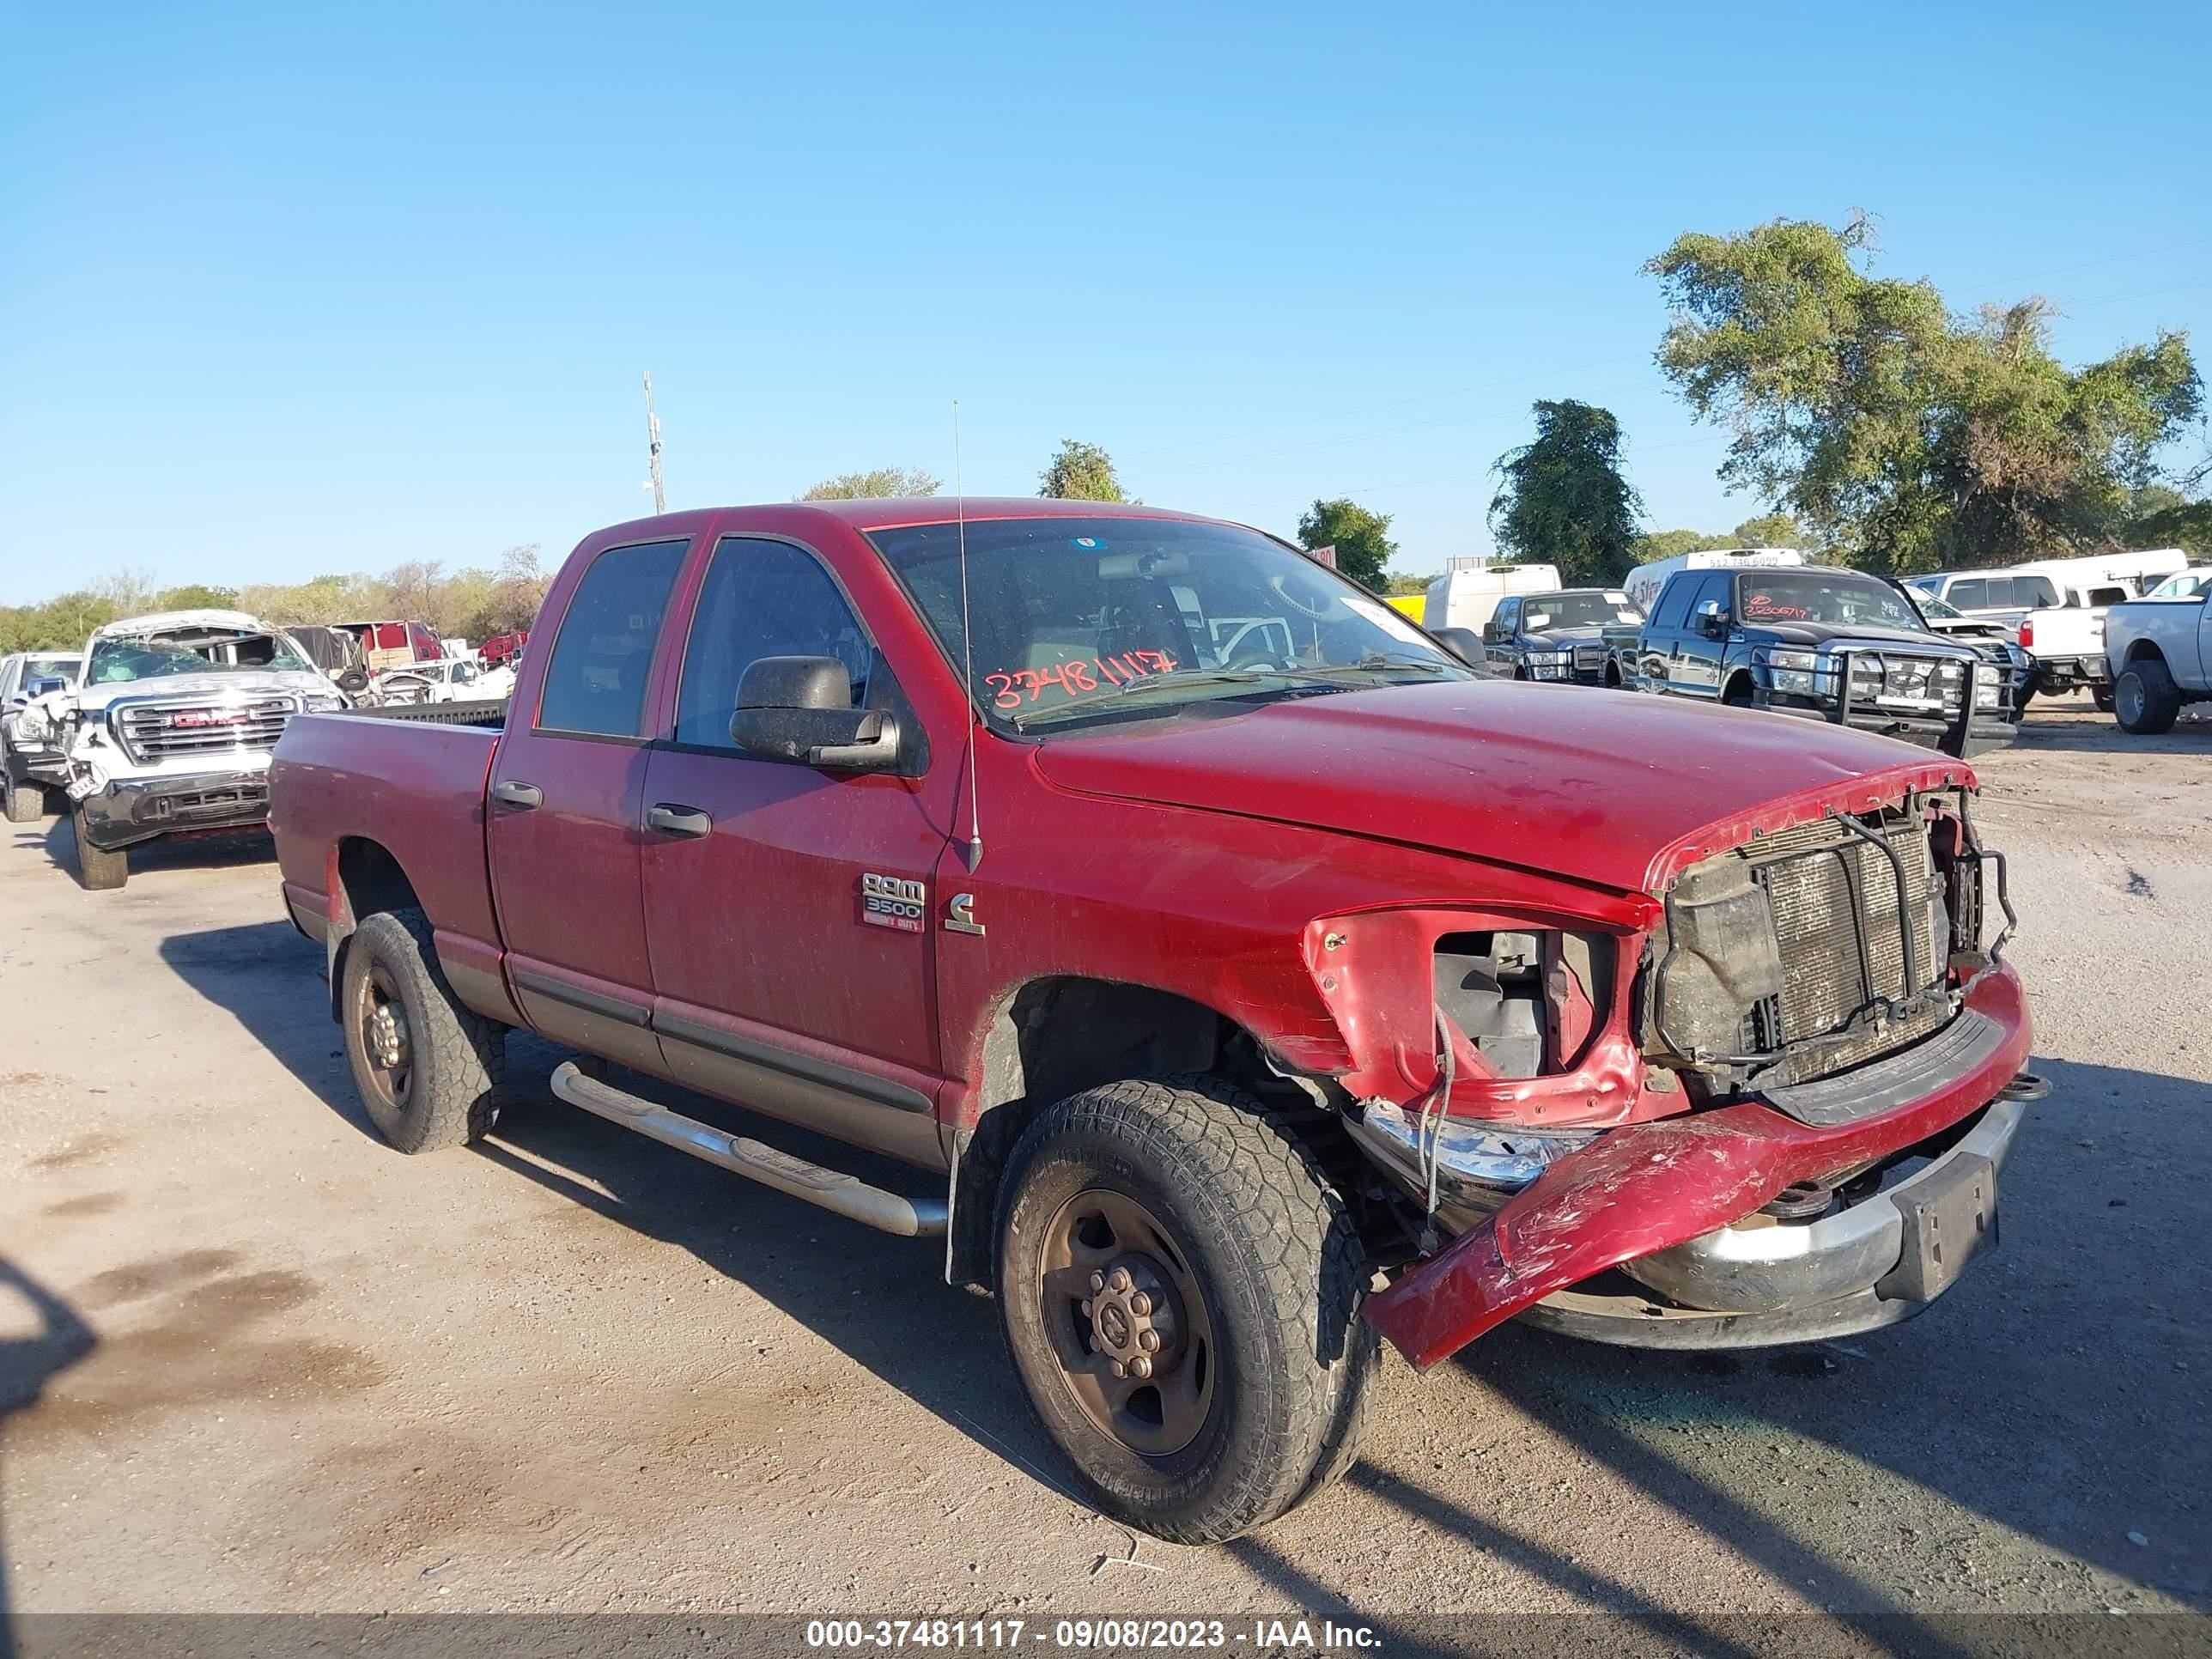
[488,534,691,1070]
[637,532,952,1169]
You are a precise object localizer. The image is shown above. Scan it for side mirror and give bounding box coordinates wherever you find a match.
[729,655,900,771]
[1430,627,1487,672]
[1694,599,1727,638]
[25,677,67,699]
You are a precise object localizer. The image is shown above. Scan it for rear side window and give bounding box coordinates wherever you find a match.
[673,537,872,749]
[1650,576,1696,630]
[1948,579,1990,609]
[2020,576,2060,608]
[536,538,689,736]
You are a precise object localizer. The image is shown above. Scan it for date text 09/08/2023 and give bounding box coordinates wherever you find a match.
[805,1619,1380,1651]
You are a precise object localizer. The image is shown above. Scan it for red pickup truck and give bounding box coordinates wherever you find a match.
[269,499,2040,1544]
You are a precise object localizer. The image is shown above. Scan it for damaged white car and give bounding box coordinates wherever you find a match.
[47,610,349,890]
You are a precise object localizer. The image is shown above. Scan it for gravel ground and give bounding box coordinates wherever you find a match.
[2,696,2207,1639]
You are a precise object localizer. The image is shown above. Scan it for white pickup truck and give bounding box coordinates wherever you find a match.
[2105,588,2212,734]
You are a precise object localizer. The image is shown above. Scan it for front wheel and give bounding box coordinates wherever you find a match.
[71,809,127,890]
[3,768,42,824]
[2113,659,2182,735]
[994,1078,1376,1544]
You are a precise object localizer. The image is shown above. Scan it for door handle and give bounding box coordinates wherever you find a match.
[647,802,713,839]
[492,780,543,809]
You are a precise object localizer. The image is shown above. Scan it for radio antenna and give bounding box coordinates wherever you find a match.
[953,400,985,872]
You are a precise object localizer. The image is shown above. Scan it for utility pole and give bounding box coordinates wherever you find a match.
[641,371,666,514]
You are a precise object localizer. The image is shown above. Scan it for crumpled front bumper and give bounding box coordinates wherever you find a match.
[1362,965,2034,1368]
[75,767,274,849]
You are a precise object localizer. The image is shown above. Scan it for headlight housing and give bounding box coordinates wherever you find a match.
[302,693,349,713]
[1752,645,1820,696]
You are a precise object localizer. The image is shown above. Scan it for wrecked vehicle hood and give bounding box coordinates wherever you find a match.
[1032,678,1970,896]
[70,670,328,715]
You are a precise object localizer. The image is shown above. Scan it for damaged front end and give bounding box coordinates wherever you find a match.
[1327,784,2039,1367]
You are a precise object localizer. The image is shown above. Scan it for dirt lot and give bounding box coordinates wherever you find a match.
[3,697,2208,1636]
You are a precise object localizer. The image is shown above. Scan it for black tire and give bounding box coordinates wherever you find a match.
[340,908,506,1152]
[2113,659,2182,735]
[71,809,127,890]
[994,1076,1377,1544]
[3,769,42,824]
[2092,687,2116,714]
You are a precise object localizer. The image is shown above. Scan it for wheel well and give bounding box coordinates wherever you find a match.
[946,977,1345,1290]
[1723,670,1754,702]
[327,838,424,1019]
[2122,640,2170,670]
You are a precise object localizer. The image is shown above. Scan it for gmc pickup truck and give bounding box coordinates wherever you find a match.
[269,500,2041,1544]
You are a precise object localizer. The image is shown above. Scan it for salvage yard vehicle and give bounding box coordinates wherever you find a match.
[2103,586,2212,734]
[372,655,514,706]
[2,650,82,823]
[1620,545,1802,616]
[1421,558,1559,635]
[54,610,349,889]
[269,499,2040,1545]
[1480,587,1644,683]
[1626,563,2027,755]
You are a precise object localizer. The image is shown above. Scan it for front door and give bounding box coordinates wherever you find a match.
[488,534,691,1071]
[1672,572,1731,698]
[1484,599,1521,674]
[639,533,953,1169]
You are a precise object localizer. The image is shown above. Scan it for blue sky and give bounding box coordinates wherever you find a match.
[3,1,2208,602]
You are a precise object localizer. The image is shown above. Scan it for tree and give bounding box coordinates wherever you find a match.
[1647,214,2203,574]
[1038,440,1127,502]
[1488,400,1645,585]
[152,583,241,611]
[1296,499,1396,591]
[1728,512,1808,549]
[799,466,939,500]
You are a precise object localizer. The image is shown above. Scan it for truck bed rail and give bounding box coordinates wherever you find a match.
[333,697,508,730]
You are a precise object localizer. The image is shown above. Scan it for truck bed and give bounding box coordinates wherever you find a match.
[267,708,507,1006]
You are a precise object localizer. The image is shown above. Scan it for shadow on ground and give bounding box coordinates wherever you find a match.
[21,811,278,889]
[156,921,2210,1642]
[0,1260,97,1648]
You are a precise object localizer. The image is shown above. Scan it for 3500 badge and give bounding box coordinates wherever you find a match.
[860,872,927,933]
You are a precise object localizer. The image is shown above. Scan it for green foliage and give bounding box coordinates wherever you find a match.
[799,466,940,500]
[1488,400,1645,585]
[151,583,242,610]
[1632,513,1810,562]
[0,592,116,653]
[1038,440,1127,502]
[2130,500,2212,555]
[1295,499,1397,592]
[1647,214,2203,574]
[236,545,551,642]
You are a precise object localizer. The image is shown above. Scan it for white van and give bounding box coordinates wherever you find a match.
[1423,561,1560,635]
[1620,548,1804,617]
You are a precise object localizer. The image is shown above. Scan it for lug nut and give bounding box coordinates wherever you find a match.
[1089,1271,1105,1294]
[1108,1267,1131,1292]
[1080,1299,1093,1317]
[1138,1329,1160,1353]
[1129,1356,1152,1379]
[1109,1360,1127,1378]
[1128,1291,1152,1316]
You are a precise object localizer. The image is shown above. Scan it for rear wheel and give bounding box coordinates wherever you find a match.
[994,1077,1376,1544]
[71,809,126,890]
[340,908,506,1152]
[2113,659,2182,735]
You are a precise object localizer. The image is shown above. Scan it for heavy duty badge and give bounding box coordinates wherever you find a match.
[860,872,926,933]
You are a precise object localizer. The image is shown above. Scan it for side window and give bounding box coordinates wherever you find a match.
[674,537,872,750]
[2021,576,2060,608]
[1650,576,1695,631]
[1492,599,1518,637]
[1949,579,1989,610]
[536,538,689,737]
[1686,572,1729,621]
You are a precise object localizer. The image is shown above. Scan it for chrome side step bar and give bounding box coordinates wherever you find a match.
[549,1060,948,1238]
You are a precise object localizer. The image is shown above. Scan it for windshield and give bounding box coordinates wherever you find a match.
[1520,592,1642,631]
[86,630,313,685]
[1912,591,1966,621]
[1736,572,1928,633]
[869,516,1469,730]
[26,655,78,684]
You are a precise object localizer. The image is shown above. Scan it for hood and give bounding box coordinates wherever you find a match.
[70,669,329,714]
[88,608,275,642]
[1740,620,1973,654]
[1525,625,1609,647]
[1030,680,1966,896]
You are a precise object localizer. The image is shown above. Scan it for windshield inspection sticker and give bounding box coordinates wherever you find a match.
[984,650,1179,710]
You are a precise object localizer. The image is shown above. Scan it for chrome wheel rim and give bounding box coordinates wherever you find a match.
[356,963,414,1112]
